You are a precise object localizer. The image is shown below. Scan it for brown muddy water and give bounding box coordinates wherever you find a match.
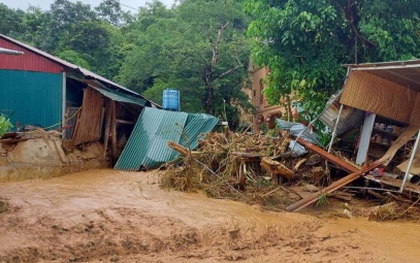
[0,169,419,262]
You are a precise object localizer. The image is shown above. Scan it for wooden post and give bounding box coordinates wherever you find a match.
[110,100,118,163]
[102,100,111,161]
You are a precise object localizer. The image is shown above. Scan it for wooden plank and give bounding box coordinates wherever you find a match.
[296,137,359,173]
[286,160,385,212]
[71,88,103,145]
[364,174,420,195]
[378,124,420,165]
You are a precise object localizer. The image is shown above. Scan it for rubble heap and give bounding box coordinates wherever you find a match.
[158,130,330,210]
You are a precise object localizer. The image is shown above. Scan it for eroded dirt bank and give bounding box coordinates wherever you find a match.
[0,169,419,263]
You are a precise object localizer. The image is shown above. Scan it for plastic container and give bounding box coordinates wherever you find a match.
[162,89,180,111]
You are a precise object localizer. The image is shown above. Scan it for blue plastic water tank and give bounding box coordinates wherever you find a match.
[162,89,180,111]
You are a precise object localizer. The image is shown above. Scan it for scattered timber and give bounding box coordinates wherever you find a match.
[286,160,385,212]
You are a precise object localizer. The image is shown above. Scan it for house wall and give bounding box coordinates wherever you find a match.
[340,71,419,125]
[0,38,63,73]
[250,67,284,132]
[0,70,63,129]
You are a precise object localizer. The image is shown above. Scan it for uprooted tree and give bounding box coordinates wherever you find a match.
[245,0,420,120]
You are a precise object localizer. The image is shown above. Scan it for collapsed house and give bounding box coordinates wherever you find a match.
[155,59,420,213]
[291,59,420,211]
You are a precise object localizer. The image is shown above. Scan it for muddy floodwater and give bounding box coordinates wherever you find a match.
[0,169,419,262]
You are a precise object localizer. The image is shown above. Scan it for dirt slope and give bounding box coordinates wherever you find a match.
[0,169,419,262]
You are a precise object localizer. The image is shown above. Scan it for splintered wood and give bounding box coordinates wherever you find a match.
[260,157,294,180]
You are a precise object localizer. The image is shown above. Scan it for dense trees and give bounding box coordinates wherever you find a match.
[117,0,251,127]
[245,0,420,119]
[2,0,420,128]
[0,0,251,128]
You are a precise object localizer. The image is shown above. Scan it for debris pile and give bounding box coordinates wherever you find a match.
[158,130,331,210]
[158,126,420,218]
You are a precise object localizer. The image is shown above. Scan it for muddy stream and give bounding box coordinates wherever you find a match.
[0,169,419,262]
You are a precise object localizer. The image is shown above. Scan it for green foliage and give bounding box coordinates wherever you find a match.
[117,0,252,129]
[57,50,91,69]
[0,0,251,130]
[0,115,13,137]
[245,0,420,121]
[316,193,329,207]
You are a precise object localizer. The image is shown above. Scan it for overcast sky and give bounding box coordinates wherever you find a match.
[1,0,175,12]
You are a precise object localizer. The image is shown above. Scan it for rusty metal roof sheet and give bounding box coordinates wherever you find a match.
[114,108,218,171]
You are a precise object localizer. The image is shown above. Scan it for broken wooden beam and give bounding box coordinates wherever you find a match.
[260,157,294,180]
[296,137,359,173]
[286,159,385,212]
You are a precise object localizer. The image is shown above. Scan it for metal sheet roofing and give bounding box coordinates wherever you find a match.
[0,34,160,107]
[345,59,420,92]
[318,92,365,136]
[276,119,321,145]
[114,108,219,171]
[0,34,136,94]
[94,86,147,106]
[79,79,147,106]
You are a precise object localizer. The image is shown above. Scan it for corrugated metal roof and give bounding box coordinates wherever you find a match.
[114,108,218,171]
[345,59,420,92]
[94,86,147,106]
[78,79,147,106]
[319,92,365,136]
[0,34,136,94]
[276,119,321,145]
[179,113,220,148]
[0,34,160,108]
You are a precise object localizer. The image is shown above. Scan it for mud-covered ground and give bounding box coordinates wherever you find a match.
[0,169,419,263]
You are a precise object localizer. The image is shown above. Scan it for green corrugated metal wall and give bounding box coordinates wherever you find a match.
[0,70,63,129]
[114,108,219,171]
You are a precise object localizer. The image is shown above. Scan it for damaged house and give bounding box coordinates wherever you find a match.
[318,60,420,197]
[0,34,220,181]
[0,34,158,181]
